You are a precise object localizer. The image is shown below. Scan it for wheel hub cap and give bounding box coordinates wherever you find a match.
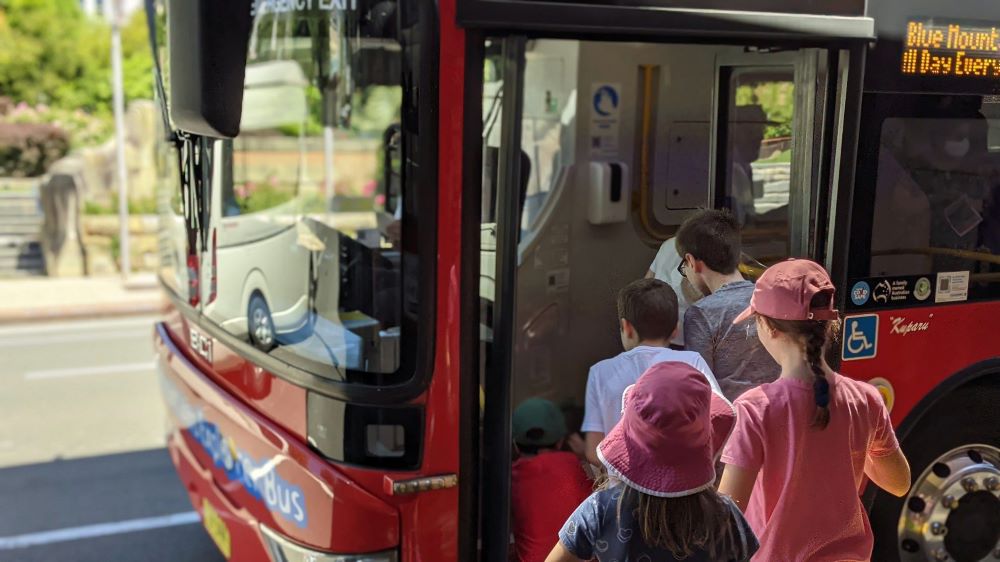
[899,445,1000,561]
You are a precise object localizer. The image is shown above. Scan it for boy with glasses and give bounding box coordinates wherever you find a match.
[675,209,779,401]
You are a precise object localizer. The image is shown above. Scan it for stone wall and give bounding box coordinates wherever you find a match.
[76,100,159,206]
[81,215,158,275]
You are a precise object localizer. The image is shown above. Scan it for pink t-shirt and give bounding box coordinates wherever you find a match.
[721,373,900,561]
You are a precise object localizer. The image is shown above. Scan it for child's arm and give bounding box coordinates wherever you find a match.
[545,543,585,562]
[719,464,758,512]
[580,365,605,468]
[864,392,911,497]
[865,447,911,497]
[565,432,587,460]
[584,432,604,468]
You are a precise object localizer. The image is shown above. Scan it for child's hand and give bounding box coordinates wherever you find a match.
[566,433,586,459]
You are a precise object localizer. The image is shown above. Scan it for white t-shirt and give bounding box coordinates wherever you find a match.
[581,346,721,436]
[648,237,702,346]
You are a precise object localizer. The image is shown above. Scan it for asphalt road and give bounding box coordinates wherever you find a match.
[0,316,224,562]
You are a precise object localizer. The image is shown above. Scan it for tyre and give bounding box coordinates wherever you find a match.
[248,293,276,351]
[870,381,1000,562]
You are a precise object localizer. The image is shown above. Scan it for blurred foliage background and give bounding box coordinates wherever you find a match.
[0,0,152,154]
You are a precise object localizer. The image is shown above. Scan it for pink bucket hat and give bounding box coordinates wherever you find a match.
[597,362,736,497]
[733,258,839,324]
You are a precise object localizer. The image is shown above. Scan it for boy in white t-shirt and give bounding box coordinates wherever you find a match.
[581,278,721,467]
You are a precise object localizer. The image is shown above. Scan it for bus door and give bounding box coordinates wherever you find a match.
[712,50,827,265]
[475,27,864,562]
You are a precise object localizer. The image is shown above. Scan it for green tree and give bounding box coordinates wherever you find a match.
[0,0,152,113]
[736,81,794,139]
[121,9,153,102]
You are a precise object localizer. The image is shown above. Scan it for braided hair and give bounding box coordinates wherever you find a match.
[802,320,831,429]
[759,292,840,430]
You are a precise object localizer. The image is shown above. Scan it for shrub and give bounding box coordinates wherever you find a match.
[0,122,70,177]
[4,102,112,149]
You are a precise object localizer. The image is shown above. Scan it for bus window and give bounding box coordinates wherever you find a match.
[718,68,796,265]
[866,95,1000,301]
[199,2,409,378]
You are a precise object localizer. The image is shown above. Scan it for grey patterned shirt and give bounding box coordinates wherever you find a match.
[683,281,781,401]
[558,484,757,562]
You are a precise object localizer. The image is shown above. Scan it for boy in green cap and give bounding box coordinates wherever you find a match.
[511,398,592,562]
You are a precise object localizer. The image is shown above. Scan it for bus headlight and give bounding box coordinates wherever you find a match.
[260,524,397,562]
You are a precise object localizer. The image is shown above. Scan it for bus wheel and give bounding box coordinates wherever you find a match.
[871,382,1000,562]
[248,293,276,351]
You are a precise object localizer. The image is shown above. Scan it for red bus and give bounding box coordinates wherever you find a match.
[147,0,1000,559]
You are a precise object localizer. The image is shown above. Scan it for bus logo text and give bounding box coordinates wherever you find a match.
[190,416,309,527]
[890,316,931,336]
[189,327,213,362]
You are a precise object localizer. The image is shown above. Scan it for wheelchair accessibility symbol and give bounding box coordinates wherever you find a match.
[842,315,878,361]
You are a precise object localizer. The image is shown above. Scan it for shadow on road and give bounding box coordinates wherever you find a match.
[0,448,224,562]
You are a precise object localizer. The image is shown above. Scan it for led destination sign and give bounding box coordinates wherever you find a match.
[902,20,1000,78]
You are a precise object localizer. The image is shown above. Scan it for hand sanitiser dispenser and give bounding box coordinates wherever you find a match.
[588,162,629,225]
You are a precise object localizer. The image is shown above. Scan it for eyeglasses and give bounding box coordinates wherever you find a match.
[677,257,688,277]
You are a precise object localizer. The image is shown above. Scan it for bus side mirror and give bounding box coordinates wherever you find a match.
[167,0,253,138]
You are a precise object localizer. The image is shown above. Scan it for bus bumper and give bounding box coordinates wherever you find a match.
[155,322,400,561]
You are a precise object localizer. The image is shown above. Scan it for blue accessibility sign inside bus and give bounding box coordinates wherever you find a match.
[842,314,878,361]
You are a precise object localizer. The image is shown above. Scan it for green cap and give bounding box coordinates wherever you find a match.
[512,398,567,447]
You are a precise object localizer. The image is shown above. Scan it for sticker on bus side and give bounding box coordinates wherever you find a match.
[842,314,878,361]
[847,275,939,310]
[935,271,970,303]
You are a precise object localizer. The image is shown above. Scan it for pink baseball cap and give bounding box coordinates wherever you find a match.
[597,362,736,497]
[733,259,839,324]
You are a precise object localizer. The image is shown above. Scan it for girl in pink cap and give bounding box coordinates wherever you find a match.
[546,362,758,562]
[719,259,912,561]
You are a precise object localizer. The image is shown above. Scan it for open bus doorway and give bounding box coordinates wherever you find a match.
[478,35,843,560]
[480,38,824,419]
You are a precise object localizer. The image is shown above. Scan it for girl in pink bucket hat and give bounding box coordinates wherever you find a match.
[719,259,911,561]
[546,362,758,562]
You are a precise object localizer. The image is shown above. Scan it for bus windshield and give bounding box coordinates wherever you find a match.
[161,0,418,381]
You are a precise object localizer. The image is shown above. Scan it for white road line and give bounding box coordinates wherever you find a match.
[0,316,157,337]
[24,361,156,381]
[0,511,200,550]
[0,330,150,348]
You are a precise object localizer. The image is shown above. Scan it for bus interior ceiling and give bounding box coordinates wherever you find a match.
[497,39,769,413]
